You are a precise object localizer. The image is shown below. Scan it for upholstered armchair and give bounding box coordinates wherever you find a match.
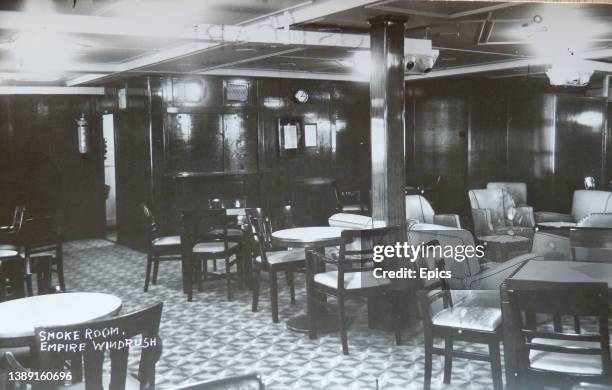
[535,190,612,227]
[486,182,528,206]
[468,188,535,240]
[405,195,461,229]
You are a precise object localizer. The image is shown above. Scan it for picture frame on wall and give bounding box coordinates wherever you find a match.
[278,117,304,157]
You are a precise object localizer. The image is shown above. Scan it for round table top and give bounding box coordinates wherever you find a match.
[272,227,344,248]
[0,249,18,258]
[0,292,122,340]
[537,221,577,229]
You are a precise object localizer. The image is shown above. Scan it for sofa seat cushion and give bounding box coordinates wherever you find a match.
[432,306,502,332]
[152,236,181,246]
[256,248,304,265]
[193,241,238,253]
[314,270,390,290]
[529,338,603,375]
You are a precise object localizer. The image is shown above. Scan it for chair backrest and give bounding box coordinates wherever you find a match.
[11,205,26,231]
[248,220,272,266]
[182,209,230,251]
[405,195,435,224]
[35,302,163,390]
[21,215,62,256]
[570,228,612,262]
[505,280,611,380]
[142,204,160,244]
[168,373,265,390]
[336,226,402,289]
[487,182,528,205]
[468,188,515,228]
[248,214,274,250]
[572,190,612,222]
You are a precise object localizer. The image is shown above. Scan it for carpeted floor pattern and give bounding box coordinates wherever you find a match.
[62,239,504,390]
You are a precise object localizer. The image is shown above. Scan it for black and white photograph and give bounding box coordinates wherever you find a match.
[1,0,612,389]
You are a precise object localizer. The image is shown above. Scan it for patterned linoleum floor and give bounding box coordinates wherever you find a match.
[62,239,503,390]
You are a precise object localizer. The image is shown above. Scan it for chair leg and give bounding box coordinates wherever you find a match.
[286,271,295,304]
[424,335,433,390]
[269,271,279,323]
[197,260,204,292]
[186,255,194,302]
[225,256,232,301]
[489,341,503,390]
[144,253,153,292]
[152,258,160,285]
[573,315,581,334]
[338,293,349,355]
[443,335,453,384]
[367,294,376,329]
[55,252,65,291]
[252,266,261,312]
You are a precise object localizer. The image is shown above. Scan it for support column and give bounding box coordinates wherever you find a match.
[369,16,406,227]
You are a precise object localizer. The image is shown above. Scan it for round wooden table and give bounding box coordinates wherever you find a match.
[272,226,344,333]
[0,292,122,344]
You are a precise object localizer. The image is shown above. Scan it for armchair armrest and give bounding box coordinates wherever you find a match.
[471,208,494,237]
[433,214,461,229]
[576,212,612,228]
[512,206,535,228]
[534,211,574,223]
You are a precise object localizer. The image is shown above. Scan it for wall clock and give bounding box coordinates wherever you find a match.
[293,89,309,103]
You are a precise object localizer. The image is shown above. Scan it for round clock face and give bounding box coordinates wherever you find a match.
[294,89,309,103]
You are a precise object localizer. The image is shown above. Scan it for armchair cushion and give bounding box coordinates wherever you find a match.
[513,206,536,228]
[534,211,574,223]
[577,213,612,228]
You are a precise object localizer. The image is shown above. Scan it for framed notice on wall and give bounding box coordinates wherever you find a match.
[278,117,304,157]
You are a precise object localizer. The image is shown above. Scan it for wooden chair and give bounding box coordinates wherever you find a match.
[168,373,264,390]
[6,302,163,390]
[418,256,503,390]
[570,228,612,262]
[248,216,303,323]
[0,206,25,252]
[22,214,65,292]
[307,226,402,355]
[208,198,248,283]
[182,209,241,302]
[505,280,611,389]
[142,204,182,293]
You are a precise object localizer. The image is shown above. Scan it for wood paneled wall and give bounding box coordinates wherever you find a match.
[108,76,371,245]
[0,95,105,239]
[406,79,610,223]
